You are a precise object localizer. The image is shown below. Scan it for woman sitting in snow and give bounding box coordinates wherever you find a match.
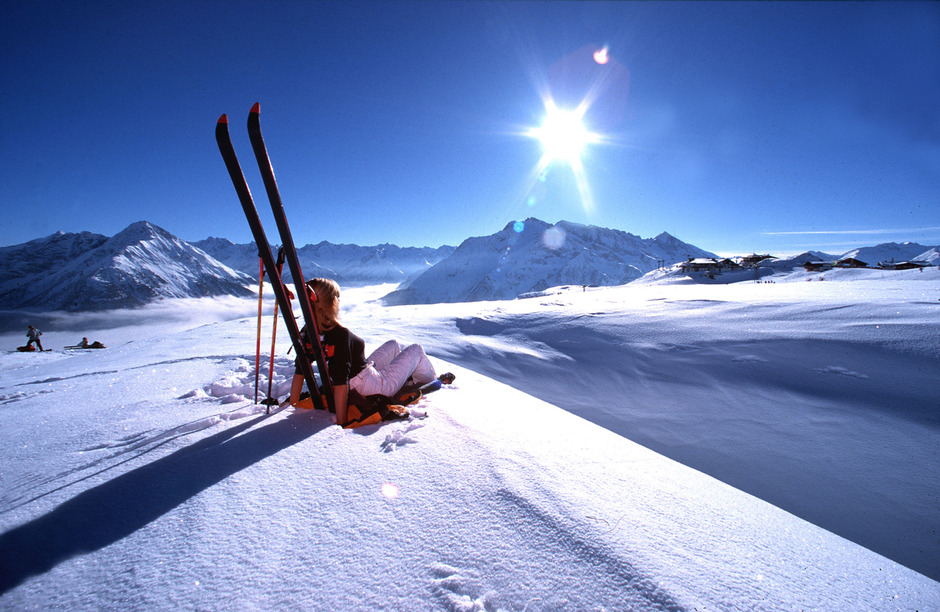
[289,278,438,426]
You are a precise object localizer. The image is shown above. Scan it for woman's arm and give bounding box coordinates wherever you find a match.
[289,374,304,406]
[333,384,349,425]
[291,375,348,426]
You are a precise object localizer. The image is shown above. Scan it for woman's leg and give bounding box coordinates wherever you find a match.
[402,344,436,385]
[375,343,435,395]
[366,340,402,370]
[353,343,435,397]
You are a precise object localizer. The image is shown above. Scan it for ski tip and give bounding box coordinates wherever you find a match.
[250,102,260,114]
[217,114,228,125]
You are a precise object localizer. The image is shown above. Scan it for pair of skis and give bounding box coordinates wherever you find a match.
[216,104,334,412]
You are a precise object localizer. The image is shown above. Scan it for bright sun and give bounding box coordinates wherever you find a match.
[521,97,604,214]
[527,101,596,165]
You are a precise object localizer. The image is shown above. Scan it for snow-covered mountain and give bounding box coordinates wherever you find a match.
[840,241,935,266]
[188,237,269,280]
[383,218,716,305]
[193,238,454,287]
[0,222,253,311]
[768,244,938,270]
[8,221,933,312]
[637,241,939,285]
[0,231,110,288]
[770,250,840,267]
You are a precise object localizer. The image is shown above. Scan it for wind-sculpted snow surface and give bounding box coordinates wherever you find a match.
[0,281,937,609]
[365,272,940,582]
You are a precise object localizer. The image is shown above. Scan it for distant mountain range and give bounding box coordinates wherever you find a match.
[3,220,935,311]
[839,242,938,266]
[763,243,938,269]
[0,222,456,312]
[193,238,455,287]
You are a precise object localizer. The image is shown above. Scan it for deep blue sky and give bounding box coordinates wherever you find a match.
[3,1,938,255]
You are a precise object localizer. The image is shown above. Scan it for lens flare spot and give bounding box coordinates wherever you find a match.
[542,226,566,250]
[593,46,609,65]
[381,482,400,499]
[513,220,525,233]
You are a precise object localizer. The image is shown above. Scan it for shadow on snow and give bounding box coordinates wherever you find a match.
[0,409,329,594]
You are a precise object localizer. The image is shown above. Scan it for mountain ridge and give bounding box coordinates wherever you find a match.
[5,220,935,311]
[0,221,253,311]
[193,238,455,287]
[382,218,717,305]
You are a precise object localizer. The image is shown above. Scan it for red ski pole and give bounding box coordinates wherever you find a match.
[254,257,264,404]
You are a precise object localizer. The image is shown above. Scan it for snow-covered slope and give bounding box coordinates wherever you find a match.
[383,218,716,304]
[363,273,940,582]
[914,246,939,264]
[0,287,937,609]
[0,222,253,311]
[194,237,455,287]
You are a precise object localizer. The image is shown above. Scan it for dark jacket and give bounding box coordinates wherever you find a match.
[296,324,367,386]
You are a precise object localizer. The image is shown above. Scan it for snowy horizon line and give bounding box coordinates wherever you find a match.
[7,218,939,261]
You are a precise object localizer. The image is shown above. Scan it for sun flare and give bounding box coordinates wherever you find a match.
[527,101,597,165]
[522,98,601,214]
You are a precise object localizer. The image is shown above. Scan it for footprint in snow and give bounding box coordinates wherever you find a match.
[380,421,426,453]
[429,563,490,612]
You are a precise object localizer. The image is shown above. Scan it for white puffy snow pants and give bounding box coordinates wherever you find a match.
[350,340,436,398]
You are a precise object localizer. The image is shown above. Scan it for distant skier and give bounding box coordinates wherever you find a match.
[78,337,89,348]
[288,278,440,426]
[26,326,44,351]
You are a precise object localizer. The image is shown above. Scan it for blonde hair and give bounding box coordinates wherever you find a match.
[306,278,341,330]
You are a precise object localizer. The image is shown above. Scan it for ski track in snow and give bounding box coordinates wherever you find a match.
[815,365,870,379]
[0,388,54,404]
[729,354,767,363]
